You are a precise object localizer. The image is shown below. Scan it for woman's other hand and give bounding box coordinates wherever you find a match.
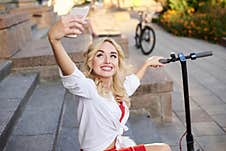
[145,56,165,68]
[136,56,165,80]
[48,15,87,41]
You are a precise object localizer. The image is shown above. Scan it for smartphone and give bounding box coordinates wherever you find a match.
[70,5,90,19]
[66,5,90,38]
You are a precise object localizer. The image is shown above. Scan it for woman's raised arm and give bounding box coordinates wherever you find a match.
[135,56,165,80]
[48,15,87,75]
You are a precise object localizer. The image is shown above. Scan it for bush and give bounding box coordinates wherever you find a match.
[159,2,226,44]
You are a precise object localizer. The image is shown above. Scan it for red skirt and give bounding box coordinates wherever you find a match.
[105,144,146,151]
[80,144,146,151]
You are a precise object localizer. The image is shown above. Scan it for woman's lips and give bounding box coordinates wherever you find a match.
[101,66,113,71]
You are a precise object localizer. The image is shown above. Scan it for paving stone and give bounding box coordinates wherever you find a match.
[55,92,80,151]
[212,88,226,103]
[60,92,79,128]
[153,113,186,146]
[4,134,55,151]
[127,112,162,144]
[192,94,225,106]
[172,92,202,112]
[211,113,226,129]
[56,127,79,151]
[0,72,38,99]
[0,98,21,111]
[201,104,226,115]
[12,107,62,135]
[25,82,64,110]
[4,82,65,151]
[196,135,226,151]
[0,72,38,150]
[192,122,225,136]
[176,110,213,124]
[12,82,64,135]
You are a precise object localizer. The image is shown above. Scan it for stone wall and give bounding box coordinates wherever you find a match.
[9,5,56,29]
[0,13,32,58]
[131,69,173,122]
[17,0,38,7]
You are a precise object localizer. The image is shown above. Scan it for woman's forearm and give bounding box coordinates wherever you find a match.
[135,56,165,80]
[135,63,148,80]
[48,35,75,76]
[48,15,86,76]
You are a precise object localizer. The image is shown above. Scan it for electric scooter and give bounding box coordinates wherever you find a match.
[159,51,213,151]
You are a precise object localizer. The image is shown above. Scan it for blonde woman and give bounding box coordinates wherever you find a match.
[48,15,171,151]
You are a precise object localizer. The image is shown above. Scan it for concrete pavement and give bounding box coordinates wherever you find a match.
[112,8,226,151]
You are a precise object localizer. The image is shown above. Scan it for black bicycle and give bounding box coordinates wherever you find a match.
[159,51,213,151]
[135,11,156,55]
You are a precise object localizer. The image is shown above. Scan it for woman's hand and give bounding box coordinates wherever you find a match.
[48,15,87,41]
[136,56,165,80]
[144,56,165,68]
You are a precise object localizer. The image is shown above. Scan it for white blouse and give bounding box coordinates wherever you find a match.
[59,64,140,151]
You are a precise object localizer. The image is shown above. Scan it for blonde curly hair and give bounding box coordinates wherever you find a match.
[82,37,133,107]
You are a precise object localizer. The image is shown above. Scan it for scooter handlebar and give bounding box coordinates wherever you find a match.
[159,51,213,64]
[159,58,170,64]
[195,51,213,58]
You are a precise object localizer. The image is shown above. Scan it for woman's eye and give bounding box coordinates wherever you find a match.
[111,55,117,58]
[96,53,103,57]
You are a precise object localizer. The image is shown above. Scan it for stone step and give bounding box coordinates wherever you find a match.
[11,36,89,67]
[11,34,92,79]
[0,60,12,82]
[0,12,32,59]
[55,92,162,150]
[31,27,49,40]
[55,91,80,151]
[3,81,65,151]
[0,72,39,150]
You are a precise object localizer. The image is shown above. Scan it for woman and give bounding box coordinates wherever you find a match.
[48,14,171,151]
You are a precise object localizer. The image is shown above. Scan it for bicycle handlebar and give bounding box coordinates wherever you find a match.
[159,51,213,64]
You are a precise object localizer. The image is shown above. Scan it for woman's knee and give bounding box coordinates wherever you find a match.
[144,143,171,151]
[160,143,171,151]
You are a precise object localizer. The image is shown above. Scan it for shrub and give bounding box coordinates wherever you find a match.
[159,1,226,43]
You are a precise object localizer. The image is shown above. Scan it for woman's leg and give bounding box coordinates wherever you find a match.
[144,143,172,151]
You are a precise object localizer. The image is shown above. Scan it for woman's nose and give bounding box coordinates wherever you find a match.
[104,55,110,63]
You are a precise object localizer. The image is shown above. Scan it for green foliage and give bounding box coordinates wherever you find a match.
[159,2,226,44]
[168,0,188,12]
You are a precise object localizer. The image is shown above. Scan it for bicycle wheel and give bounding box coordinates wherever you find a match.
[139,26,156,55]
[135,23,142,48]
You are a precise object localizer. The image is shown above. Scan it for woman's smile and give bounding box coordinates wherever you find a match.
[92,41,119,79]
[100,65,113,71]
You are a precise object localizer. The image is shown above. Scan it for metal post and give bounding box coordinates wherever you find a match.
[178,53,194,151]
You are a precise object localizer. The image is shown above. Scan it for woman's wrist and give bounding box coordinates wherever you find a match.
[48,31,60,44]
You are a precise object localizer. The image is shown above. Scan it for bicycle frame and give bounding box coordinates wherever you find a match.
[135,11,156,55]
[160,51,213,151]
[138,11,152,29]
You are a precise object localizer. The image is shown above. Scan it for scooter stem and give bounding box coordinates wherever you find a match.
[178,53,194,151]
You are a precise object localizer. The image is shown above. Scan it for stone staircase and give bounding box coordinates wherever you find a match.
[0,60,39,150]
[11,34,92,80]
[0,60,164,151]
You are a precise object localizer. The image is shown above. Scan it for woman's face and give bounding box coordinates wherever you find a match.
[92,41,119,79]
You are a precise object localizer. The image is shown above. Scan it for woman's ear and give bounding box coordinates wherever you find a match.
[87,62,92,72]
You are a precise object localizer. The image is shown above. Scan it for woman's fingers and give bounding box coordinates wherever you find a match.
[60,15,87,35]
[68,21,85,32]
[146,56,165,68]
